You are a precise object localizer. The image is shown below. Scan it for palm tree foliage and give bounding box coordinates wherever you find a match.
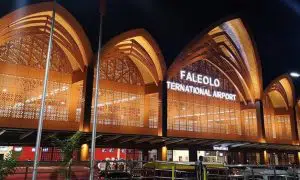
[0,150,19,179]
[49,131,82,180]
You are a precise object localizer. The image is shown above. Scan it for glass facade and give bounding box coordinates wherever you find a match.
[0,33,83,123]
[167,60,258,138]
[94,89,145,127]
[148,93,159,128]
[0,75,70,121]
[264,96,292,140]
[91,56,159,129]
[198,150,227,164]
[268,152,295,165]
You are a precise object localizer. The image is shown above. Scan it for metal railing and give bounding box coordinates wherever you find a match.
[206,164,300,180]
[95,160,197,179]
[6,160,300,180]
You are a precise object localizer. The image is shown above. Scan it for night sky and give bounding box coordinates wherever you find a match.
[1,0,300,96]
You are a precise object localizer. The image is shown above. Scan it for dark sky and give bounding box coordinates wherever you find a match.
[1,0,300,95]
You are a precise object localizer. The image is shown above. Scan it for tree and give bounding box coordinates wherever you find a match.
[0,150,19,179]
[49,131,82,180]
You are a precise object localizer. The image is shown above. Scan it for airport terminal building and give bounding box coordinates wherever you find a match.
[0,2,300,165]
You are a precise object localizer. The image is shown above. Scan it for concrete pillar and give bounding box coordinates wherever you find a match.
[117,148,120,159]
[158,81,167,137]
[263,150,269,165]
[157,146,167,161]
[295,106,300,142]
[255,100,266,141]
[290,107,299,143]
[227,152,233,164]
[295,152,300,165]
[259,151,266,165]
[79,65,94,132]
[189,146,197,162]
[80,144,89,161]
[142,149,149,161]
[243,151,248,164]
[237,152,243,164]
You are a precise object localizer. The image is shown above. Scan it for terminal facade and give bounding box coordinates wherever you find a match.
[0,2,299,165]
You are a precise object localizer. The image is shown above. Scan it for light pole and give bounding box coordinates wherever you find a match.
[32,1,56,179]
[89,0,105,179]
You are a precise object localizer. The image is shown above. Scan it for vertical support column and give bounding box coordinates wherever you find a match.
[158,81,167,137]
[237,152,243,164]
[158,146,167,161]
[243,151,248,164]
[79,65,94,132]
[290,106,299,143]
[117,148,120,159]
[263,150,269,165]
[80,144,89,161]
[228,152,235,164]
[293,151,300,165]
[259,151,266,165]
[144,95,150,128]
[255,100,266,141]
[142,149,149,161]
[295,106,300,142]
[189,146,197,162]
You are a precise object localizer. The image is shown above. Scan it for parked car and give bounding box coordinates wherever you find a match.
[98,170,132,179]
[236,166,293,180]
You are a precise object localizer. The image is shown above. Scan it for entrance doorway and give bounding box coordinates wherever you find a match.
[197,150,227,164]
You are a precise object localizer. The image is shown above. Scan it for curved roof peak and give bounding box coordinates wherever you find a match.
[265,74,295,109]
[102,28,166,84]
[168,17,262,104]
[0,2,92,72]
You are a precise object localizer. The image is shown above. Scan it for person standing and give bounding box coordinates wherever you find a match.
[196,156,204,180]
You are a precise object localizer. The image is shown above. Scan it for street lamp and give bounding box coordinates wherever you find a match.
[290,72,300,78]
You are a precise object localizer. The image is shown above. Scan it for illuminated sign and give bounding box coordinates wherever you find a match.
[167,70,236,101]
[180,70,220,87]
[14,147,22,152]
[213,146,228,151]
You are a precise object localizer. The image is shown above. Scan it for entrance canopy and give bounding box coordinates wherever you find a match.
[1,128,299,151]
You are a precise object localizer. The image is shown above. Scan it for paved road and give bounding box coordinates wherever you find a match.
[7,166,91,180]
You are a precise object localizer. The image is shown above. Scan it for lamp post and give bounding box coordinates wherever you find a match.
[32,1,56,179]
[89,0,105,179]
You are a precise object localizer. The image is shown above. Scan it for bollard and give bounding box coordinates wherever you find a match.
[273,166,277,180]
[171,166,175,180]
[203,166,207,180]
[154,163,156,179]
[251,167,254,180]
[225,167,229,180]
[292,165,296,179]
